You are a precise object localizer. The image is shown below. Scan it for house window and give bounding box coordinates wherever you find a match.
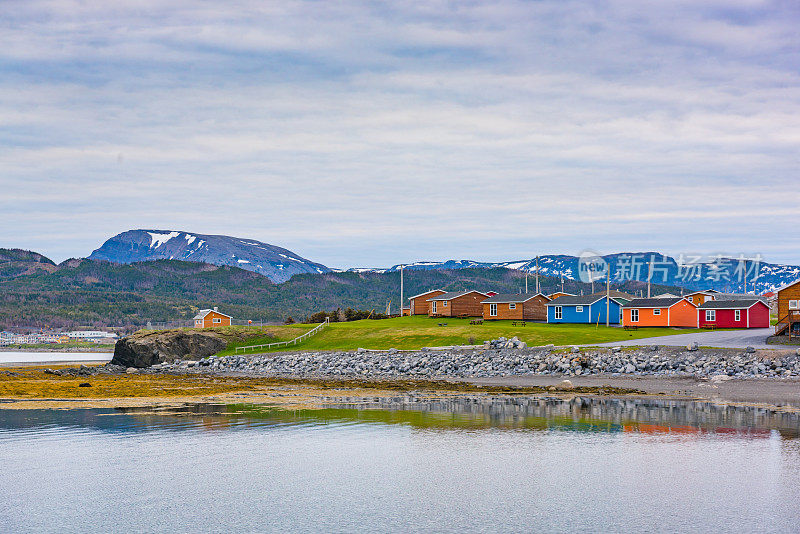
[576,306,584,313]
[653,309,661,316]
[735,310,741,321]
[790,300,799,310]
[490,303,497,317]
[554,306,562,320]
[631,309,639,322]
[443,301,448,307]
[705,310,716,322]
[509,303,516,310]
[213,318,221,324]
[432,302,437,313]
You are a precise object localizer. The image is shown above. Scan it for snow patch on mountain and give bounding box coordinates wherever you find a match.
[147,231,180,249]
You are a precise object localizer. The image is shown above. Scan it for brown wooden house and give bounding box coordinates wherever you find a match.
[427,290,488,317]
[407,289,446,316]
[482,293,550,321]
[775,279,800,337]
[194,307,232,328]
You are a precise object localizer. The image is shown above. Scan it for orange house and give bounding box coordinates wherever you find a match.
[194,307,232,328]
[407,289,446,316]
[685,290,720,306]
[622,297,698,328]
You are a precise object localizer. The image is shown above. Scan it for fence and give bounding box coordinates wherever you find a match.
[234,318,330,353]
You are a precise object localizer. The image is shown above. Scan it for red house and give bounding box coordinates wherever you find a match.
[697,299,770,329]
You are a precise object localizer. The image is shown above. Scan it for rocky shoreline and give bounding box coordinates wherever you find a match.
[77,339,800,382]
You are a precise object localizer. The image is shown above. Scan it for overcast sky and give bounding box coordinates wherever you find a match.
[2,0,799,268]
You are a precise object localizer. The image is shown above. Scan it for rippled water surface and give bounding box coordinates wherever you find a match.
[2,396,800,533]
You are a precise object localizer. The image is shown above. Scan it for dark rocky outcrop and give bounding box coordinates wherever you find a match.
[111,330,228,368]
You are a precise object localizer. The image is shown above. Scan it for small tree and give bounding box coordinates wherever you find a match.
[284,316,295,325]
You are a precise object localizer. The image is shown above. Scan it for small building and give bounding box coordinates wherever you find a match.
[546,295,626,324]
[407,289,446,316]
[427,290,488,317]
[698,299,770,329]
[481,293,550,321]
[622,298,698,328]
[547,291,575,300]
[685,289,721,306]
[194,307,232,328]
[775,279,800,336]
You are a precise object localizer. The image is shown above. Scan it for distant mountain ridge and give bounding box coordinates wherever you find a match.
[349,253,800,294]
[89,230,330,283]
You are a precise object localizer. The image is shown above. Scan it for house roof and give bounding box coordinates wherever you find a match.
[481,293,549,304]
[546,295,601,306]
[775,279,800,294]
[714,293,768,303]
[686,289,721,296]
[407,289,445,301]
[547,291,576,298]
[427,290,488,301]
[698,299,767,309]
[590,290,638,300]
[193,309,232,320]
[623,297,689,308]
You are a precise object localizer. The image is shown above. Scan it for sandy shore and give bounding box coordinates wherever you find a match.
[2,362,800,412]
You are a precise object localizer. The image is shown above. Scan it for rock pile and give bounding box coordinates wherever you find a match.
[484,337,528,350]
[138,346,800,380]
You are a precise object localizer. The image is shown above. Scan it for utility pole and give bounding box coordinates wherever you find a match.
[525,269,528,294]
[744,260,747,294]
[606,270,610,327]
[400,264,404,316]
[647,256,653,298]
[560,273,564,293]
[535,255,540,294]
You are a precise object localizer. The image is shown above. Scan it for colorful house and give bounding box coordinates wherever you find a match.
[622,298,698,328]
[698,299,770,329]
[481,293,550,321]
[407,289,446,316]
[775,279,800,336]
[427,290,488,317]
[685,289,721,306]
[546,295,626,324]
[194,307,232,328]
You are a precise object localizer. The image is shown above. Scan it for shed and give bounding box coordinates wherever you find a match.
[546,295,625,324]
[698,299,770,329]
[481,293,550,321]
[407,289,446,316]
[622,298,698,328]
[427,290,488,317]
[194,307,232,328]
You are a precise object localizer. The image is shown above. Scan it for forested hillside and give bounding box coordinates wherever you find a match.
[0,251,681,330]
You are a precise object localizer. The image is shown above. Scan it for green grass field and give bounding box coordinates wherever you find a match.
[218,316,706,355]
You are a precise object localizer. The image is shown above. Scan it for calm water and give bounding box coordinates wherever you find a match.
[1,396,800,533]
[0,351,112,363]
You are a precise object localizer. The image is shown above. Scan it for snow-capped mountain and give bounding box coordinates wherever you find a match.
[350,253,799,294]
[89,230,330,283]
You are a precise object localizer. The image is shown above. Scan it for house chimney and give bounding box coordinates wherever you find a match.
[214,306,218,312]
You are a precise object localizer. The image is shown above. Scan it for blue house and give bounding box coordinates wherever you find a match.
[546,295,626,324]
